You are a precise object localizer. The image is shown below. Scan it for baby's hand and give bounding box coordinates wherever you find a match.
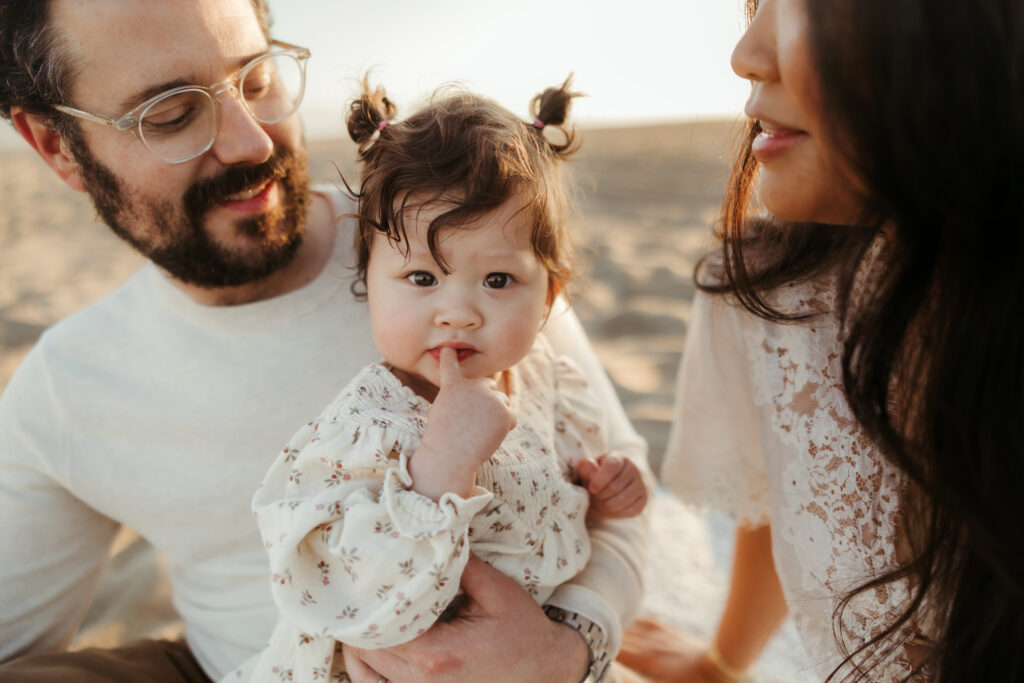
[413,347,516,500]
[577,454,647,520]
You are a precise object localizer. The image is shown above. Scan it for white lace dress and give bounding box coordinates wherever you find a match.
[662,278,922,680]
[227,339,604,683]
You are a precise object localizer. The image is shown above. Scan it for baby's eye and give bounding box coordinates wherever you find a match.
[407,271,437,287]
[484,273,514,289]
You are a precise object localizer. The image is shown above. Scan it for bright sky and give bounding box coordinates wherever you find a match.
[268,0,748,138]
[0,1,748,148]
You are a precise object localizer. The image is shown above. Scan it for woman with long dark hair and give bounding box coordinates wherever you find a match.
[618,0,1024,680]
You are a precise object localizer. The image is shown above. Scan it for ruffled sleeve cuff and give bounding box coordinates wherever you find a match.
[380,453,493,539]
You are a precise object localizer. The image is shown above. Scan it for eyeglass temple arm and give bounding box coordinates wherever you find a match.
[270,39,311,58]
[53,104,136,131]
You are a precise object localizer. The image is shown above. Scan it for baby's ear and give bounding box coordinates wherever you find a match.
[11,107,86,192]
[546,270,566,307]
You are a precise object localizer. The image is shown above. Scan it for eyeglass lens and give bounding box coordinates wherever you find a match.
[138,52,305,163]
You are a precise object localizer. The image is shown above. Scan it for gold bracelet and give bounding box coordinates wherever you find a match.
[705,642,754,681]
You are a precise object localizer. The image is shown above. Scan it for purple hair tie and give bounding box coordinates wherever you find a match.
[532,117,545,129]
[377,119,389,132]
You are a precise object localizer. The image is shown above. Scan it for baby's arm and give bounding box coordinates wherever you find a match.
[578,453,648,520]
[252,358,509,651]
[409,347,516,501]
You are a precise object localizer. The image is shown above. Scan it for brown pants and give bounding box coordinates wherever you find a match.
[0,639,212,683]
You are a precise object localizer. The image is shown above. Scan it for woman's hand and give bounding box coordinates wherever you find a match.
[616,618,733,683]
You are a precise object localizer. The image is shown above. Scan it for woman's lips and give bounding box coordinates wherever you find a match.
[751,125,808,160]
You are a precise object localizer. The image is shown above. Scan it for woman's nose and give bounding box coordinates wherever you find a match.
[731,0,779,83]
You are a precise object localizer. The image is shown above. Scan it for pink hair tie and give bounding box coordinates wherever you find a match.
[532,117,545,129]
[377,119,389,132]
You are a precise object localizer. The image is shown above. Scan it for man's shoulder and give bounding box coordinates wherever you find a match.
[42,267,153,344]
[10,267,153,387]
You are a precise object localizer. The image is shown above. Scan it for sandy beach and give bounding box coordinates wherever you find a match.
[0,121,815,680]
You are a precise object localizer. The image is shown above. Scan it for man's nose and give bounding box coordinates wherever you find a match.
[208,87,274,166]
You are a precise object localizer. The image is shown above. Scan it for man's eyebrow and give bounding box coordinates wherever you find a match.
[116,47,269,113]
[118,79,193,113]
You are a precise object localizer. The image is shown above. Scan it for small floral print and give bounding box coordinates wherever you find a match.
[317,559,331,585]
[337,605,359,620]
[339,547,361,580]
[490,520,514,533]
[429,564,450,591]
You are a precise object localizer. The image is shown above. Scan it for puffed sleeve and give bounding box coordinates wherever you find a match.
[660,289,771,527]
[550,354,609,469]
[252,366,493,649]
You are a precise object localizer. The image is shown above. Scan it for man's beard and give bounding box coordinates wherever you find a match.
[68,134,312,289]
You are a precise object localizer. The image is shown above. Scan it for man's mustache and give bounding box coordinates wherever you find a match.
[184,151,293,216]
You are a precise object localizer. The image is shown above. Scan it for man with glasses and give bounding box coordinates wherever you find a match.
[0,0,651,681]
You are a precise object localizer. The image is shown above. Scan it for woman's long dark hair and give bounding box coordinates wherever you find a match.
[702,0,1024,679]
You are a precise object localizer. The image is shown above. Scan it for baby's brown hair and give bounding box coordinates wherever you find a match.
[347,75,582,298]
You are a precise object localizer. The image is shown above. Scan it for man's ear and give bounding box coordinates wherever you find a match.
[10,107,85,192]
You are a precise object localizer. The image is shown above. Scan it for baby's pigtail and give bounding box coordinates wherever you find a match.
[529,73,583,156]
[346,75,397,154]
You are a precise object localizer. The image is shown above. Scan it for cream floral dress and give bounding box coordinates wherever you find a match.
[226,338,604,682]
[662,272,930,680]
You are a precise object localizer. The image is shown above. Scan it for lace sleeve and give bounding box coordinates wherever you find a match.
[660,290,771,527]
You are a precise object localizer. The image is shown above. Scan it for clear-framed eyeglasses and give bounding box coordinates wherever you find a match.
[54,40,310,164]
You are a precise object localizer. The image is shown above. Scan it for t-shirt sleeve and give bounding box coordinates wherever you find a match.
[540,301,654,657]
[0,345,120,661]
[660,290,771,528]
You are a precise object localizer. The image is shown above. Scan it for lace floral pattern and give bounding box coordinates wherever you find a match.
[741,275,915,679]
